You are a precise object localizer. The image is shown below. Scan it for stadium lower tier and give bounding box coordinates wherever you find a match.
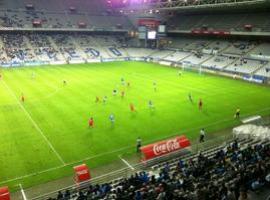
[1,33,270,81]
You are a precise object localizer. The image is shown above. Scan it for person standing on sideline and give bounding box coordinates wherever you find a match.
[136,137,142,152]
[234,108,240,119]
[199,128,205,143]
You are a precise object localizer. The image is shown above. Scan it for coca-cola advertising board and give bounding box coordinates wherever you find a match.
[74,164,91,183]
[140,136,190,161]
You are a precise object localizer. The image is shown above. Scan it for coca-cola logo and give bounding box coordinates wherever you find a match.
[77,170,88,175]
[153,139,180,156]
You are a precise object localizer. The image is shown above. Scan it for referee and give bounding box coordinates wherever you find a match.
[136,137,142,152]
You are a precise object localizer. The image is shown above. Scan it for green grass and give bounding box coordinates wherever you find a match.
[0,61,270,191]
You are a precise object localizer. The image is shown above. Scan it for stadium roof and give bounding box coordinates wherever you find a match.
[110,0,269,13]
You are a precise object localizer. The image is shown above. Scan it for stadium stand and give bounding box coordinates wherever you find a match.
[28,33,65,62]
[1,0,270,198]
[182,53,212,66]
[224,58,265,74]
[39,138,270,199]
[249,43,270,59]
[222,41,256,56]
[149,50,175,59]
[163,51,192,62]
[202,55,237,70]
[255,64,270,78]
[167,12,270,32]
[1,32,270,81]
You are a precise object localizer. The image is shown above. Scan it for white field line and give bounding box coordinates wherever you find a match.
[0,165,65,185]
[19,184,28,200]
[118,155,135,170]
[0,146,132,185]
[1,80,66,165]
[1,106,270,185]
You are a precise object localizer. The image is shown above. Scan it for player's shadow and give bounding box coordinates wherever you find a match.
[202,109,209,116]
[85,128,94,142]
[130,112,138,119]
[109,123,115,130]
[149,108,156,116]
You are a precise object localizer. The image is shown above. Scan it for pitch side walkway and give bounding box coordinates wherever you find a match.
[9,127,242,200]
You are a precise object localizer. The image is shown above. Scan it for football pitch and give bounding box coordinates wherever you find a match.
[0,61,270,191]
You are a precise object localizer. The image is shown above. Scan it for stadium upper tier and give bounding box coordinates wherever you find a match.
[0,11,132,30]
[0,0,106,13]
[0,33,270,79]
[0,0,132,30]
[167,12,270,32]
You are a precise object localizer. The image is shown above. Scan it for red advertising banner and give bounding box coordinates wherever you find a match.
[138,19,160,28]
[0,187,10,200]
[140,135,191,161]
[191,29,230,36]
[74,164,91,183]
[78,22,87,28]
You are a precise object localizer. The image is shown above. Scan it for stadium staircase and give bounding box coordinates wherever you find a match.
[252,61,268,75]
[234,14,249,30]
[199,54,215,66]
[151,50,176,60]
[120,47,130,57]
[161,51,177,59]
[220,43,234,54]
[147,49,161,58]
[93,39,113,58]
[0,38,8,60]
[71,37,88,60]
[191,15,208,30]
[162,51,178,60]
[24,36,37,59]
[47,36,66,61]
[177,52,193,63]
[219,57,239,70]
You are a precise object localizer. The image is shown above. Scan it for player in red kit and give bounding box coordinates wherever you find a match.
[198,99,203,110]
[130,103,135,112]
[121,91,125,98]
[21,93,25,103]
[88,117,94,128]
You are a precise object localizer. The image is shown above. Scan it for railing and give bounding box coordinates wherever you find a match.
[31,134,233,200]
[118,0,266,12]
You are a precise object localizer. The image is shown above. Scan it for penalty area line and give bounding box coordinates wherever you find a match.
[118,155,135,170]
[19,184,28,200]
[1,80,66,165]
